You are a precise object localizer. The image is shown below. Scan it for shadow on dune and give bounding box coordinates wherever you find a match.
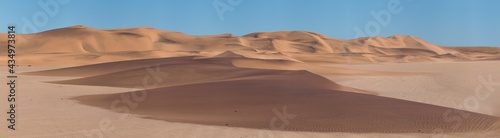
[25,56,499,133]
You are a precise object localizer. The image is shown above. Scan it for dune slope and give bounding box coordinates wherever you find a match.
[74,71,498,133]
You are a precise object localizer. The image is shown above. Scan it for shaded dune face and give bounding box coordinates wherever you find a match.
[74,70,498,133]
[22,56,197,77]
[41,57,377,95]
[25,56,500,133]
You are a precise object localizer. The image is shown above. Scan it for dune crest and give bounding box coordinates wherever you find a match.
[1,26,499,65]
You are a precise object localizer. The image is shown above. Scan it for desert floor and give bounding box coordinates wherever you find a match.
[1,61,500,138]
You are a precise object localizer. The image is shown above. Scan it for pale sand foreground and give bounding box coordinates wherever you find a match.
[329,61,500,117]
[1,61,500,138]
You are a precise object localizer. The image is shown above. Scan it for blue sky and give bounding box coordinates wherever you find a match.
[1,0,499,46]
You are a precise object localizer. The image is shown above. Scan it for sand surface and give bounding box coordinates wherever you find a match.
[2,62,500,138]
[329,61,500,116]
[2,26,500,137]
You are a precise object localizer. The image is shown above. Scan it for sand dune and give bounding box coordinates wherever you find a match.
[74,71,498,133]
[1,26,500,65]
[22,56,196,77]
[353,35,449,55]
[12,26,500,137]
[24,55,500,133]
[35,57,373,95]
[14,61,500,137]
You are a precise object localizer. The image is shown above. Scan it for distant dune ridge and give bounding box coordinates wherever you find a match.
[1,25,499,65]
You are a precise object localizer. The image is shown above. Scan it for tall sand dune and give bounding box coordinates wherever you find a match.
[2,26,500,65]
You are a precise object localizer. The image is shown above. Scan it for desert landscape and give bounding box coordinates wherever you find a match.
[1,25,500,137]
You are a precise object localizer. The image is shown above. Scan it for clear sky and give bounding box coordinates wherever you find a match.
[1,0,499,46]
